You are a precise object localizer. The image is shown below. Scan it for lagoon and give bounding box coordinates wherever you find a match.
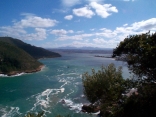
[0,50,130,117]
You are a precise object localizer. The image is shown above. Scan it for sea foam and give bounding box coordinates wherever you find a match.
[0,106,21,117]
[30,88,65,113]
[60,99,83,113]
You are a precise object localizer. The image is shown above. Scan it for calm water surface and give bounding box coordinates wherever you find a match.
[0,52,130,117]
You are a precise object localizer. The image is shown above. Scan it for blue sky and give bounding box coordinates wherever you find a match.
[0,0,156,48]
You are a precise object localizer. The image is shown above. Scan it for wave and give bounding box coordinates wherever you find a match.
[29,88,65,113]
[0,72,25,77]
[57,73,78,77]
[60,99,83,113]
[0,106,21,117]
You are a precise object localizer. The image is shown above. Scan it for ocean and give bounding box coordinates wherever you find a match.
[0,50,130,117]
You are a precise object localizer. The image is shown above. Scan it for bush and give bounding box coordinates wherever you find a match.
[82,64,130,115]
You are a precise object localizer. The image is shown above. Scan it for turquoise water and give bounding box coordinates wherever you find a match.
[0,52,130,117]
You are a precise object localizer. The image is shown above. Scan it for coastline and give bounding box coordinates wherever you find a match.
[0,65,45,77]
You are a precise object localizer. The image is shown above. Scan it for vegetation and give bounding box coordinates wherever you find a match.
[113,32,156,82]
[0,37,61,75]
[114,83,156,117]
[83,64,124,104]
[0,41,42,75]
[0,37,61,59]
[82,32,156,117]
[24,111,44,117]
[82,64,136,116]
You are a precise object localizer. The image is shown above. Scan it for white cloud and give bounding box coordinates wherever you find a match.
[61,0,81,7]
[0,26,26,37]
[131,18,156,31]
[15,15,58,28]
[0,14,59,40]
[51,29,74,36]
[71,41,95,47]
[73,6,95,18]
[57,33,93,40]
[90,2,118,18]
[90,28,95,31]
[53,18,156,48]
[68,30,74,33]
[86,0,103,3]
[24,28,47,40]
[61,0,104,7]
[115,18,156,35]
[123,23,128,26]
[64,15,73,20]
[72,2,118,19]
[0,26,47,40]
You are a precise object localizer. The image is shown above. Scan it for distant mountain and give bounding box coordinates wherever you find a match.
[0,41,43,75]
[53,46,113,50]
[0,37,61,59]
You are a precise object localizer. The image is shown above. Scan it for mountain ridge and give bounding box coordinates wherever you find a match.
[0,37,61,59]
[0,37,61,76]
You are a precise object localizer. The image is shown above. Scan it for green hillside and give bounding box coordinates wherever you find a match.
[0,41,43,75]
[0,37,61,59]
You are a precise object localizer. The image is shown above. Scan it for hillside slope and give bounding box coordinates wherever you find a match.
[0,37,61,59]
[0,41,43,75]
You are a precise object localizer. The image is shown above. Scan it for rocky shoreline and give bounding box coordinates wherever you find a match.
[0,65,44,76]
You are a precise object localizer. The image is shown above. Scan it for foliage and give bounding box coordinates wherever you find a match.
[113,83,156,117]
[113,32,156,82]
[82,32,156,117]
[0,37,61,59]
[25,111,44,117]
[0,41,42,75]
[82,64,133,115]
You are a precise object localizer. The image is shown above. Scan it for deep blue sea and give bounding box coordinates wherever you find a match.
[0,50,130,117]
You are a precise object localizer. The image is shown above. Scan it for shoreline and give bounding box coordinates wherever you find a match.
[0,65,45,77]
[94,55,113,58]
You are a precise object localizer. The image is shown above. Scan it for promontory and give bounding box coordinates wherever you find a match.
[0,37,61,76]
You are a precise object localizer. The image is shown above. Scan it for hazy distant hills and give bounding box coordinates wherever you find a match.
[0,37,61,75]
[0,37,61,59]
[54,46,113,50]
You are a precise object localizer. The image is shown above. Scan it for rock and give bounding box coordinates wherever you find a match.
[81,104,100,113]
[61,99,66,104]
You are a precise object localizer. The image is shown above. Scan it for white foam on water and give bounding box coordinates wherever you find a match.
[0,106,21,117]
[60,81,68,88]
[30,88,65,113]
[92,111,100,115]
[57,73,78,77]
[0,66,46,78]
[0,72,25,77]
[0,74,8,77]
[60,99,83,113]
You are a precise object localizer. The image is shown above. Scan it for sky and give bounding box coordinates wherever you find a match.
[0,0,156,49]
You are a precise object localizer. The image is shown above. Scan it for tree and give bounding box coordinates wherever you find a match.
[82,32,156,117]
[111,32,156,117]
[82,64,131,115]
[113,83,156,117]
[113,32,156,82]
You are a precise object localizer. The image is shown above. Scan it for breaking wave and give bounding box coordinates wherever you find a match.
[60,99,83,113]
[0,106,21,117]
